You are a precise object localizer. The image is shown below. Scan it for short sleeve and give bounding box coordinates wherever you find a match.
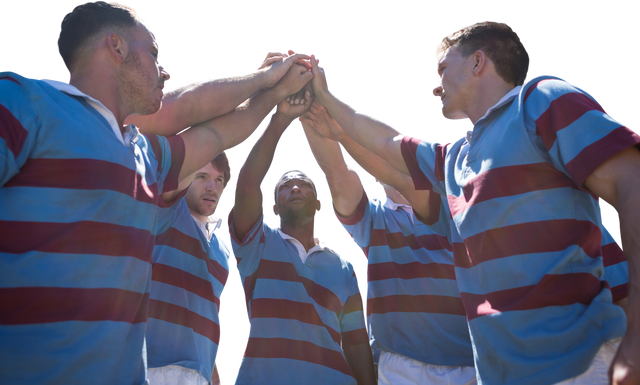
[523,77,640,186]
[155,196,188,235]
[400,136,448,196]
[339,268,369,347]
[228,211,268,278]
[0,74,38,186]
[335,192,375,250]
[143,133,186,195]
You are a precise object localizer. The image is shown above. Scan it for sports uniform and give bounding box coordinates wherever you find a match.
[0,73,185,384]
[400,77,638,384]
[229,213,369,385]
[147,197,229,383]
[337,193,473,366]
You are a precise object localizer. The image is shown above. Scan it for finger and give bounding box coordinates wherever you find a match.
[295,59,312,70]
[288,49,296,55]
[310,55,320,75]
[287,53,311,66]
[266,52,283,59]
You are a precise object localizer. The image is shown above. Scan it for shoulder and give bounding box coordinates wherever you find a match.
[520,76,595,107]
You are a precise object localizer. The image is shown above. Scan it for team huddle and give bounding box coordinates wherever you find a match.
[0,2,638,385]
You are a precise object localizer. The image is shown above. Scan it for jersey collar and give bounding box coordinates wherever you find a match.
[464,86,522,143]
[42,79,137,146]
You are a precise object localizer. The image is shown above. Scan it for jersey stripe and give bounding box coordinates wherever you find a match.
[464,219,600,267]
[0,220,153,261]
[368,261,456,281]
[255,259,343,313]
[341,328,369,346]
[0,287,148,325]
[370,229,451,251]
[401,136,433,190]
[244,337,353,377]
[565,126,640,185]
[461,273,605,321]
[148,299,220,343]
[155,227,229,286]
[447,162,577,218]
[535,92,605,151]
[367,294,465,316]
[251,298,341,344]
[4,158,158,204]
[0,102,28,159]
[152,263,220,309]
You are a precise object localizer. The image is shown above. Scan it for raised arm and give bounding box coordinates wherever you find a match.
[585,147,640,385]
[127,52,310,135]
[300,116,362,218]
[232,92,312,240]
[302,103,436,220]
[308,56,409,176]
[176,64,312,185]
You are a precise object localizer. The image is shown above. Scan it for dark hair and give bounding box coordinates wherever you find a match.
[271,167,320,204]
[58,1,139,71]
[439,22,529,86]
[211,152,231,188]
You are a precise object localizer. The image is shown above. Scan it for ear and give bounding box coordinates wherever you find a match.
[472,50,486,76]
[316,198,324,215]
[107,33,128,64]
[273,204,279,216]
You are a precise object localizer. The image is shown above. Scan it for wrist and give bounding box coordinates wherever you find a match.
[272,111,295,126]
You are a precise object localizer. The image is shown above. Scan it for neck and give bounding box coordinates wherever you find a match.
[468,78,515,124]
[280,219,316,252]
[190,210,209,227]
[69,65,129,132]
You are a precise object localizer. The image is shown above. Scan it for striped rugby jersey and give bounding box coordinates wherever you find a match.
[229,213,368,385]
[601,226,628,302]
[0,73,184,384]
[337,192,473,366]
[400,76,638,385]
[147,197,229,381]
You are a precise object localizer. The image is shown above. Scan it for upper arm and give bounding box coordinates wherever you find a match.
[176,122,226,184]
[328,168,364,218]
[585,146,640,209]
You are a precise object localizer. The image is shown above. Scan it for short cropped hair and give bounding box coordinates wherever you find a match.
[58,1,139,71]
[211,152,231,188]
[271,167,320,204]
[439,22,529,86]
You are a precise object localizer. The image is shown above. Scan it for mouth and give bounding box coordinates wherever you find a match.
[203,197,217,205]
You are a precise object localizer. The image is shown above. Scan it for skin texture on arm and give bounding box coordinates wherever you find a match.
[308,56,409,177]
[211,363,221,385]
[127,52,310,136]
[301,103,435,220]
[176,64,312,185]
[300,117,363,218]
[232,94,312,241]
[343,342,377,385]
[584,147,640,385]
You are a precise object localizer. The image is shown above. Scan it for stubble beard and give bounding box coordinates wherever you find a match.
[118,50,160,116]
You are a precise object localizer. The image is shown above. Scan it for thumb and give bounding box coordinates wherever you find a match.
[310,55,321,76]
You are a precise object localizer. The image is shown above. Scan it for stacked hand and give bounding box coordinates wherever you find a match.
[299,102,343,141]
[258,50,312,90]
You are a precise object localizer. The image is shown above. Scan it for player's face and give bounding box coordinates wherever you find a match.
[275,172,319,222]
[186,162,226,218]
[433,47,473,120]
[118,24,170,115]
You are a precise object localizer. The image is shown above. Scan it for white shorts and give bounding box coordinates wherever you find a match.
[554,338,621,385]
[148,365,209,385]
[378,351,476,385]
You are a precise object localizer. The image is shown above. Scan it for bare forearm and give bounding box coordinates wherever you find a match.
[129,71,273,135]
[618,198,640,330]
[302,124,362,216]
[316,92,409,175]
[343,343,376,385]
[178,86,285,182]
[238,112,292,191]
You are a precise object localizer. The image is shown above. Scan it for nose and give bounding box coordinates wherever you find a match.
[429,78,442,99]
[160,66,170,82]
[290,183,301,193]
